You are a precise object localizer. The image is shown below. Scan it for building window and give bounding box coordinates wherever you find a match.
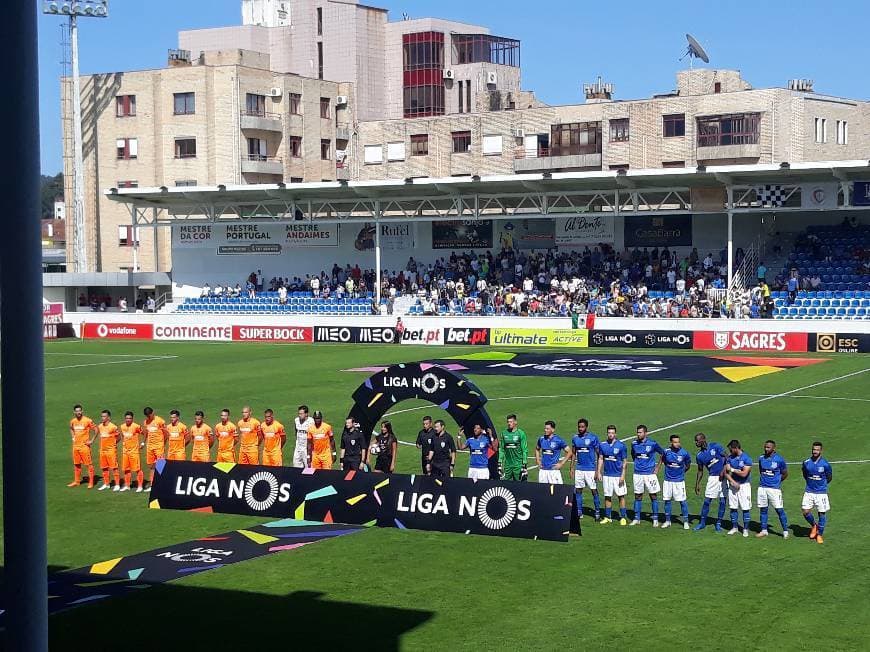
[364,145,383,164]
[609,118,629,142]
[403,31,445,118]
[697,113,760,147]
[245,93,266,117]
[482,134,503,156]
[609,164,629,171]
[289,136,302,158]
[714,82,722,93]
[814,117,827,143]
[837,120,848,145]
[115,95,136,117]
[663,113,686,138]
[489,91,502,112]
[175,180,197,187]
[386,142,405,161]
[452,33,520,67]
[550,122,601,156]
[662,160,685,168]
[317,42,324,79]
[247,137,267,160]
[452,130,471,154]
[173,92,195,115]
[320,97,330,119]
[289,177,304,183]
[117,180,138,188]
[117,225,140,246]
[289,92,301,114]
[174,138,197,159]
[410,134,429,156]
[320,139,331,160]
[116,138,138,159]
[316,7,323,36]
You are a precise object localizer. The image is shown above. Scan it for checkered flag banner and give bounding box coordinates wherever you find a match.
[756,185,787,207]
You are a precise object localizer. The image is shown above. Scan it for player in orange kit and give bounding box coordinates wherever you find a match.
[307,410,336,470]
[68,404,96,488]
[260,409,286,467]
[119,411,144,492]
[190,411,215,462]
[97,409,121,492]
[143,406,167,491]
[166,409,189,461]
[237,405,261,465]
[214,409,238,463]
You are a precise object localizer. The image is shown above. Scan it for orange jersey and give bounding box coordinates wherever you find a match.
[144,416,166,448]
[70,416,95,446]
[120,422,143,453]
[190,424,213,459]
[307,423,334,456]
[261,420,285,452]
[215,422,238,453]
[166,421,188,456]
[97,422,120,450]
[237,418,261,452]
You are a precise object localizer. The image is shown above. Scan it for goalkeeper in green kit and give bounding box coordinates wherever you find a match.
[498,414,528,481]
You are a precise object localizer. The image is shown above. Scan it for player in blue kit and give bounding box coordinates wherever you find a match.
[757,440,789,539]
[661,434,692,529]
[801,441,832,544]
[536,421,570,484]
[569,418,601,521]
[630,425,664,526]
[456,424,496,480]
[693,433,728,532]
[597,425,628,525]
[724,439,753,537]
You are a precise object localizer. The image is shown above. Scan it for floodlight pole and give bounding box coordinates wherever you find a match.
[374,214,382,308]
[70,13,88,272]
[1,2,48,650]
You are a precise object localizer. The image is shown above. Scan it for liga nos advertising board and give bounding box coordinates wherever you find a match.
[693,330,808,352]
[151,462,574,541]
[589,330,693,349]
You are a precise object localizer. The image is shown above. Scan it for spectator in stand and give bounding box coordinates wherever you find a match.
[246,279,255,298]
[200,283,211,298]
[146,296,156,313]
[118,297,128,313]
[256,269,264,292]
[310,275,320,297]
[757,261,767,282]
[787,270,799,305]
[278,285,287,305]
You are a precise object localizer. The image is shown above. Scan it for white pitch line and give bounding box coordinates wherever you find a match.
[44,352,158,358]
[645,367,870,436]
[45,355,178,371]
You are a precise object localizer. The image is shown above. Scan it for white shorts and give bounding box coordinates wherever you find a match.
[705,476,726,499]
[757,487,784,509]
[662,480,687,502]
[468,467,490,480]
[801,492,830,512]
[292,446,308,468]
[602,476,627,498]
[632,474,661,495]
[538,469,563,484]
[728,483,752,510]
[574,470,597,490]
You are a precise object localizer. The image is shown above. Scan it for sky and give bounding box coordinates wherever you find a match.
[37,0,870,174]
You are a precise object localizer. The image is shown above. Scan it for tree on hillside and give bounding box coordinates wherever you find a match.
[41,173,64,219]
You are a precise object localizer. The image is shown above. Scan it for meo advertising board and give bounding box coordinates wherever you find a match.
[314,326,397,344]
[81,323,154,340]
[694,331,808,353]
[491,328,589,348]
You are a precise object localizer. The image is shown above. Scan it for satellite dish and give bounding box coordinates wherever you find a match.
[682,33,710,66]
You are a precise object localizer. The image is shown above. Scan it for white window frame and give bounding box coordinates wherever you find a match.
[386,141,405,161]
[482,134,503,156]
[814,117,827,144]
[837,120,848,145]
[364,144,383,164]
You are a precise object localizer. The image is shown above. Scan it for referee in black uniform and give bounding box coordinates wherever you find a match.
[340,417,367,471]
[426,419,456,479]
[416,416,434,475]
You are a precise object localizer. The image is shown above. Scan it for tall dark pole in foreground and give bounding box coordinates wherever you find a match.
[0,2,48,649]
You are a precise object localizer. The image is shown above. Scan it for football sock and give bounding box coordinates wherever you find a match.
[760,506,769,530]
[700,498,711,521]
[651,499,659,520]
[775,508,788,530]
[664,501,672,520]
[680,501,689,521]
[803,512,816,526]
[818,514,827,534]
[634,499,642,519]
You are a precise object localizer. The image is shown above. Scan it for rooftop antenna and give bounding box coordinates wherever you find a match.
[680,33,709,69]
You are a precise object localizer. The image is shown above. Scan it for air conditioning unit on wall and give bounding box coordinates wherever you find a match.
[512,128,525,139]
[269,87,282,97]
[443,69,455,80]
[336,95,348,105]
[486,71,497,85]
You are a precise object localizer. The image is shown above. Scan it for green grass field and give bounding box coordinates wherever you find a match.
[6,340,870,649]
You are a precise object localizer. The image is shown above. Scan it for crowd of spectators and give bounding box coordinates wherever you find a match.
[78,293,155,312]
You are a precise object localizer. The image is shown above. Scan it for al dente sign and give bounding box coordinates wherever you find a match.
[173,223,339,250]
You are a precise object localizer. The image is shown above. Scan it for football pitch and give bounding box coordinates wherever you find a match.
[7,340,870,649]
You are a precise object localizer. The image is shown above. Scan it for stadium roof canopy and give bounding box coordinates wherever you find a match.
[107,160,870,226]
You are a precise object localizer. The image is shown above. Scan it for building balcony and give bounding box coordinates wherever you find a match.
[696,139,760,161]
[241,155,283,175]
[240,110,283,132]
[336,160,350,180]
[336,123,351,141]
[513,146,602,172]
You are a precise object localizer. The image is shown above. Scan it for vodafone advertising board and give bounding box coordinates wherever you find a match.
[694,331,808,353]
[232,326,313,343]
[81,323,154,340]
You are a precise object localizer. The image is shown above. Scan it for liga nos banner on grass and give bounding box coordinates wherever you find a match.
[151,462,574,542]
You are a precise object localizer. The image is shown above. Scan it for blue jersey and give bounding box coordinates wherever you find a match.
[662,447,692,482]
[466,435,491,469]
[571,433,600,471]
[599,440,627,477]
[728,452,753,484]
[538,434,568,471]
[802,457,832,494]
[631,438,664,475]
[696,442,726,477]
[758,453,787,489]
